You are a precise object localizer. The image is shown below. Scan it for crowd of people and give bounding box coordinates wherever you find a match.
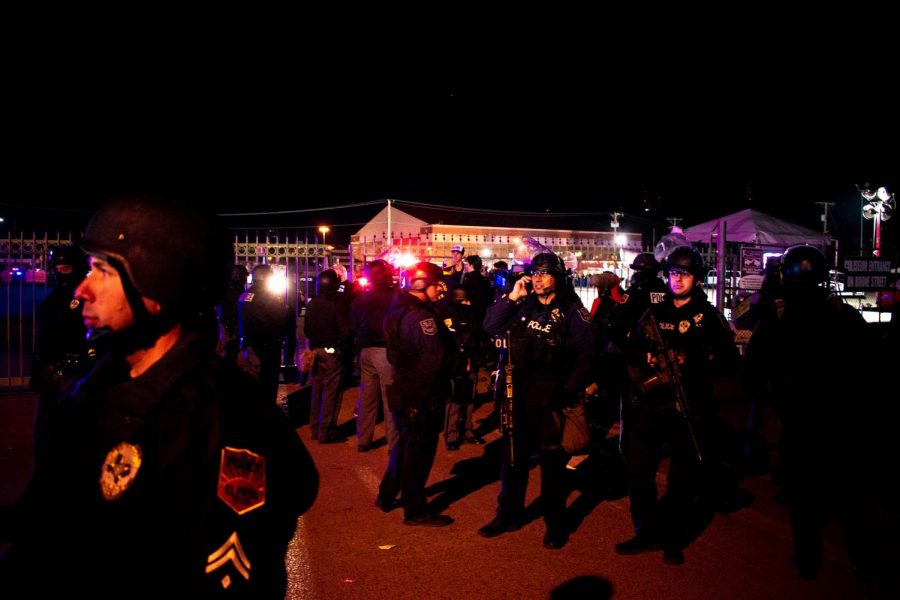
[2,195,894,594]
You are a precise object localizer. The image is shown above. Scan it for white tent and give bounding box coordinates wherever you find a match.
[682,208,829,246]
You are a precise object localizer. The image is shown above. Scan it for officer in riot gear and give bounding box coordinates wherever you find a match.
[478,252,595,549]
[377,261,456,526]
[305,268,352,443]
[616,245,738,565]
[219,263,249,365]
[746,245,878,580]
[1,195,318,597]
[30,244,95,444]
[239,264,294,403]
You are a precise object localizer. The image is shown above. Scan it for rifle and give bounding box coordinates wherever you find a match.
[497,332,517,467]
[639,315,703,462]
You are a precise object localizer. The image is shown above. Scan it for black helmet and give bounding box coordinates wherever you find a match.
[229,264,249,289]
[781,245,827,287]
[529,252,566,276]
[365,259,394,286]
[406,261,444,290]
[629,252,659,272]
[251,264,273,284]
[317,269,339,294]
[662,246,705,279]
[81,195,231,307]
[48,244,88,283]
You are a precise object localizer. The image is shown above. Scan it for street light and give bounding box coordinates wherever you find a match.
[858,184,894,257]
[318,226,330,267]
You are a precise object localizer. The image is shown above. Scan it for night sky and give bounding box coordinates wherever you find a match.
[2,40,897,256]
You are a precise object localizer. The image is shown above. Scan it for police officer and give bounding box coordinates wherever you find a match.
[746,245,877,580]
[376,261,456,526]
[610,252,668,350]
[305,268,352,443]
[30,244,95,444]
[219,263,248,365]
[238,264,293,403]
[0,194,318,598]
[615,246,738,565]
[478,252,595,549]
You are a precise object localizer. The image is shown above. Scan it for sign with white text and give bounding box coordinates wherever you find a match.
[843,257,893,291]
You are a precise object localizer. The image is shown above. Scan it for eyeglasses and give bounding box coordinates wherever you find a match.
[668,270,693,279]
[530,269,553,277]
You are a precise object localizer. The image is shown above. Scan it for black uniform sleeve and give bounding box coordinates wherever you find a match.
[483,296,522,336]
[563,305,596,396]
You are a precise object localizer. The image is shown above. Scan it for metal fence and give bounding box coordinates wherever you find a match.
[2,228,600,388]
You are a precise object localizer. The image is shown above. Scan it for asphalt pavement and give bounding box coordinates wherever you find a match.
[2,387,896,599]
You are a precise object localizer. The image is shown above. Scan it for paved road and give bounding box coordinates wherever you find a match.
[2,387,895,599]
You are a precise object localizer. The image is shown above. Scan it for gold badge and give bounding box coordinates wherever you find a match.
[69,298,80,310]
[217,447,266,515]
[693,312,704,324]
[99,442,142,501]
[678,319,691,334]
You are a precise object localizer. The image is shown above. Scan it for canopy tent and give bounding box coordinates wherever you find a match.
[682,209,829,247]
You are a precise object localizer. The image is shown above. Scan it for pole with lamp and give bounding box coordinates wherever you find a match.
[318,225,330,268]
[859,185,894,257]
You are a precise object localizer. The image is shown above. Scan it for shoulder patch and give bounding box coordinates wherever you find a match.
[419,318,437,335]
[577,307,592,323]
[217,447,266,515]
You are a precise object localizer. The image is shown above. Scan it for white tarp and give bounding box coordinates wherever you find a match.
[682,208,828,246]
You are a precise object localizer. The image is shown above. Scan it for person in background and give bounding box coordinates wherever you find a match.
[443,285,490,450]
[0,194,318,598]
[238,264,293,403]
[351,259,398,452]
[443,244,466,288]
[746,245,880,580]
[219,264,248,366]
[305,269,352,444]
[29,244,96,445]
[462,254,493,322]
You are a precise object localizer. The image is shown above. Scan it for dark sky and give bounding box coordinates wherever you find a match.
[2,36,897,255]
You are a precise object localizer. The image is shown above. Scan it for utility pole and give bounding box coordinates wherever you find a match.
[816,201,837,289]
[815,202,834,235]
[666,217,683,230]
[610,212,623,262]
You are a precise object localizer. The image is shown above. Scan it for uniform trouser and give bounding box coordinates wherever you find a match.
[356,347,398,449]
[310,349,344,441]
[494,379,568,533]
[257,346,283,405]
[444,375,475,444]
[379,404,443,518]
[781,425,878,573]
[622,401,701,548]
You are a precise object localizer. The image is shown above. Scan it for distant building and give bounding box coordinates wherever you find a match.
[351,200,643,278]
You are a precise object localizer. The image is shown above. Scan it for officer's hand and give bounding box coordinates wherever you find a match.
[509,276,532,301]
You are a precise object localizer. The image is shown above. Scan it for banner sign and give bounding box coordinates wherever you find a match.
[843,257,893,291]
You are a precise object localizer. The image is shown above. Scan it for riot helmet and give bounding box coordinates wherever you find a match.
[316,269,339,294]
[81,194,231,308]
[365,259,394,287]
[229,264,249,291]
[406,261,444,291]
[629,252,660,272]
[529,252,566,277]
[662,246,705,280]
[48,244,88,284]
[780,245,827,288]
